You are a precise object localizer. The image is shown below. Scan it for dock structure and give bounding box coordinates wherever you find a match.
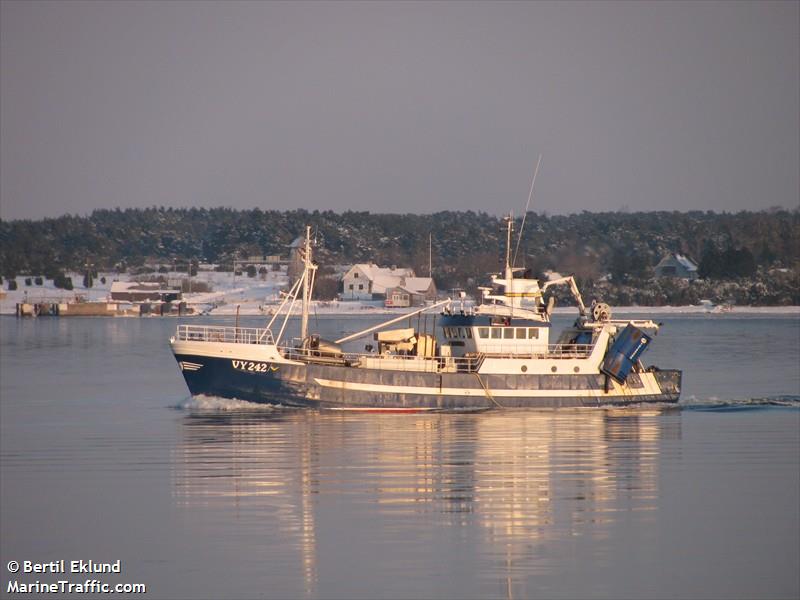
[15,300,191,317]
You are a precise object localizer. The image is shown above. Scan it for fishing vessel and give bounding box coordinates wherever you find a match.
[170,219,681,410]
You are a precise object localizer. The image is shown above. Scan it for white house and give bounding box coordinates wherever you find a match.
[384,277,438,308]
[340,263,429,301]
[654,254,699,280]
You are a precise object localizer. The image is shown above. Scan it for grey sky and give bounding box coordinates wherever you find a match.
[1,1,797,221]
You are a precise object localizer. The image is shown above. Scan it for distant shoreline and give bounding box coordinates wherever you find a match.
[176,303,800,318]
[2,268,798,317]
[3,302,799,317]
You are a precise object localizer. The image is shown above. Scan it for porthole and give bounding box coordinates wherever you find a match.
[551,366,557,373]
[573,366,580,373]
[521,365,528,373]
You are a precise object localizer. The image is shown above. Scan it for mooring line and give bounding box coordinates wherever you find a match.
[473,372,504,409]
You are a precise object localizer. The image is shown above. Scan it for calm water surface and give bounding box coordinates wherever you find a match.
[1,314,798,599]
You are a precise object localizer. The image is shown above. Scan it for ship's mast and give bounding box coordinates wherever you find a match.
[300,225,316,342]
[504,214,514,282]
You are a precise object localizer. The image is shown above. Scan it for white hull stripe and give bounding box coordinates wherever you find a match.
[313,377,662,398]
[327,407,439,412]
[179,361,203,371]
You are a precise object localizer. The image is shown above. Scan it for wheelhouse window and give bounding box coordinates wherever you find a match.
[476,326,544,339]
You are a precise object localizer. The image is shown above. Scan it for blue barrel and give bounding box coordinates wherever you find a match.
[601,324,652,384]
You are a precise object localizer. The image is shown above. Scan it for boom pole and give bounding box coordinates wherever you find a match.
[335,298,451,345]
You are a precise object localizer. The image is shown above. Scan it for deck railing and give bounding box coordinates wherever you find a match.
[281,347,485,373]
[175,324,596,372]
[174,324,275,345]
[480,343,595,359]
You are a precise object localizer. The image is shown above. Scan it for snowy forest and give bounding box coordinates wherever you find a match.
[1,208,798,305]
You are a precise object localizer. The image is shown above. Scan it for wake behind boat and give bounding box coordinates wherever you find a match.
[170,219,681,410]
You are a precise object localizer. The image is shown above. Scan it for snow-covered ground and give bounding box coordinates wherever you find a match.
[2,270,798,316]
[0,269,403,316]
[183,269,289,314]
[1,272,117,314]
[175,268,405,315]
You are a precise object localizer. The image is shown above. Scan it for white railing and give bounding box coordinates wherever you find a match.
[480,344,595,359]
[175,324,596,372]
[175,324,275,345]
[546,343,595,358]
[282,347,485,373]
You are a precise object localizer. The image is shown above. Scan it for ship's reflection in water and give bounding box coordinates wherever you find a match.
[174,408,681,599]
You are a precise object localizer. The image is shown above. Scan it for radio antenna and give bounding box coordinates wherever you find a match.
[428,232,432,278]
[512,153,542,268]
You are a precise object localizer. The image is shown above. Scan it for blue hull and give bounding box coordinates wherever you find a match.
[173,352,682,410]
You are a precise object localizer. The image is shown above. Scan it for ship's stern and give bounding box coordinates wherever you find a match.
[652,369,682,402]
